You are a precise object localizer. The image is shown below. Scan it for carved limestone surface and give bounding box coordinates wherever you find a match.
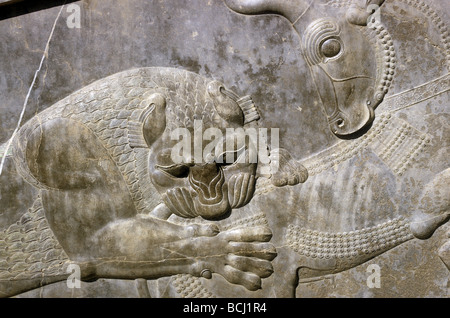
[0,0,448,298]
[1,67,282,297]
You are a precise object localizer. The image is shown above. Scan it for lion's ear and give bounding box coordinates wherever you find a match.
[128,93,166,148]
[207,81,244,126]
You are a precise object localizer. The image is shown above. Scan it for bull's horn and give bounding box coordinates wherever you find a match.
[223,0,309,23]
[346,0,386,26]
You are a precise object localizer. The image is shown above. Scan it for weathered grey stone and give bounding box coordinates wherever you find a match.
[0,0,448,298]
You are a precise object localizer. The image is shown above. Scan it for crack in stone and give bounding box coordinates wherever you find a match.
[0,4,65,176]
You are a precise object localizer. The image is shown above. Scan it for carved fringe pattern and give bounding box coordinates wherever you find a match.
[0,196,70,281]
[253,177,274,197]
[397,0,450,71]
[172,275,216,298]
[237,95,260,125]
[221,212,269,231]
[301,112,431,177]
[168,212,268,231]
[168,212,268,298]
[383,73,450,112]
[324,0,353,8]
[255,111,431,196]
[287,217,413,260]
[127,106,151,148]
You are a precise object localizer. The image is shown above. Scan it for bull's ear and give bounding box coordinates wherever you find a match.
[346,0,386,26]
[223,0,310,23]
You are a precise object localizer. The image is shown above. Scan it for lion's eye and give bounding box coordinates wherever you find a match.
[157,164,190,178]
[320,38,342,58]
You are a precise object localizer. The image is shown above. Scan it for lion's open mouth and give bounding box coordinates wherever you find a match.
[161,164,256,220]
[161,164,230,219]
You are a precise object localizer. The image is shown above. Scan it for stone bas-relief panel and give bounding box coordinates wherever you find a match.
[0,0,448,298]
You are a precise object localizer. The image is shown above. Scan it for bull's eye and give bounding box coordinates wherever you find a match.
[320,38,342,58]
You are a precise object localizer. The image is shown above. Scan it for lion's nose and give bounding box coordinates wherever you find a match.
[188,163,230,220]
[189,163,221,186]
[189,163,226,204]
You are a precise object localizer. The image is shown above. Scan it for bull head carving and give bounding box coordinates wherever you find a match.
[224,0,392,137]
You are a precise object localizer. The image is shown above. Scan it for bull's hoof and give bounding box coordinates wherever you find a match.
[410,212,450,240]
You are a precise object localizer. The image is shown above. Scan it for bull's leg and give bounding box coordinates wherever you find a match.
[410,168,450,240]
